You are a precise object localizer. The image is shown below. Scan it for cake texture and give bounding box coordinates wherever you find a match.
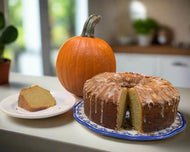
[18,85,56,111]
[83,72,180,133]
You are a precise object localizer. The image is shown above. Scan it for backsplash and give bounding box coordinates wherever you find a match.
[89,0,190,45]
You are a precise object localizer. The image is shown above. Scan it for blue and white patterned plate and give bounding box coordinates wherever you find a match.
[73,100,186,140]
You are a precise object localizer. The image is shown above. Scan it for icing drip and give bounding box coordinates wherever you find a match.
[143,116,146,123]
[160,104,165,118]
[100,101,104,123]
[110,87,118,99]
[92,85,105,114]
[146,99,154,109]
[172,104,175,112]
[104,86,112,103]
[89,95,92,120]
[168,100,172,106]
[142,102,146,106]
[94,85,107,113]
[103,86,120,102]
[95,100,97,114]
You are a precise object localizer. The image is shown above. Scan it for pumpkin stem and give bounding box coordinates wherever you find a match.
[81,14,101,38]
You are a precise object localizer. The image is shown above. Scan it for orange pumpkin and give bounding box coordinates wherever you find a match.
[56,15,116,96]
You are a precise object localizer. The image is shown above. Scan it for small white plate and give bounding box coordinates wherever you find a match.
[0,91,76,119]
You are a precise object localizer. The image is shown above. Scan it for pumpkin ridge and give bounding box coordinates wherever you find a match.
[67,37,81,93]
[59,40,69,88]
[73,37,83,94]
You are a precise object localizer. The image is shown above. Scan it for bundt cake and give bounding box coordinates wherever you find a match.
[83,72,180,133]
[18,85,56,111]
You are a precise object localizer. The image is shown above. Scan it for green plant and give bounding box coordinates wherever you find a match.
[0,12,18,62]
[133,18,158,35]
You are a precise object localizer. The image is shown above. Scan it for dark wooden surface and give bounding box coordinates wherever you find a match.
[112,45,190,55]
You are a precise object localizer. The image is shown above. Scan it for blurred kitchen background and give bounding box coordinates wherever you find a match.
[0,0,190,88]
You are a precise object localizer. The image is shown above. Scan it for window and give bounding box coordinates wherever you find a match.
[48,0,76,75]
[49,0,88,75]
[6,0,25,73]
[2,0,88,76]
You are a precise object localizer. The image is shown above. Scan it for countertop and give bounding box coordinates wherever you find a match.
[0,73,189,152]
[112,45,190,56]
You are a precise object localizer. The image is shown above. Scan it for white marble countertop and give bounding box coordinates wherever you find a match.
[0,73,189,152]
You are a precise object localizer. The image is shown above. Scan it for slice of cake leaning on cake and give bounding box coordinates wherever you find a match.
[83,72,180,133]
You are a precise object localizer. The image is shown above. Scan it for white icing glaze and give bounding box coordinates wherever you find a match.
[142,102,146,106]
[168,100,172,106]
[159,90,170,102]
[103,86,112,103]
[94,85,107,114]
[100,101,104,123]
[143,117,146,123]
[95,77,107,83]
[146,99,154,109]
[160,104,165,118]
[172,105,175,112]
[86,85,96,94]
[89,95,92,120]
[95,100,97,114]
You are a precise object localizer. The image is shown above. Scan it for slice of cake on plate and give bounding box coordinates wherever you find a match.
[18,85,56,112]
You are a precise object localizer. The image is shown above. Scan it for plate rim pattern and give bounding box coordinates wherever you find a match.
[73,100,186,140]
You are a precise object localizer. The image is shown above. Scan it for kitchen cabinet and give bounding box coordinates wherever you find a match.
[115,53,158,76]
[159,56,190,88]
[115,53,190,88]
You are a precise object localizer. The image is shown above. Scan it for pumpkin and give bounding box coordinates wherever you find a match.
[56,14,116,96]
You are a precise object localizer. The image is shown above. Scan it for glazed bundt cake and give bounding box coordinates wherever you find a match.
[83,72,180,133]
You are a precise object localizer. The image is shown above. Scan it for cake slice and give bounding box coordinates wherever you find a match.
[117,88,128,129]
[18,85,56,111]
[128,88,142,132]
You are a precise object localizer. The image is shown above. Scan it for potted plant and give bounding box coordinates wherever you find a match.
[133,18,158,46]
[0,12,18,84]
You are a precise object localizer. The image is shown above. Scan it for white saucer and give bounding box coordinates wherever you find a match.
[0,91,76,119]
